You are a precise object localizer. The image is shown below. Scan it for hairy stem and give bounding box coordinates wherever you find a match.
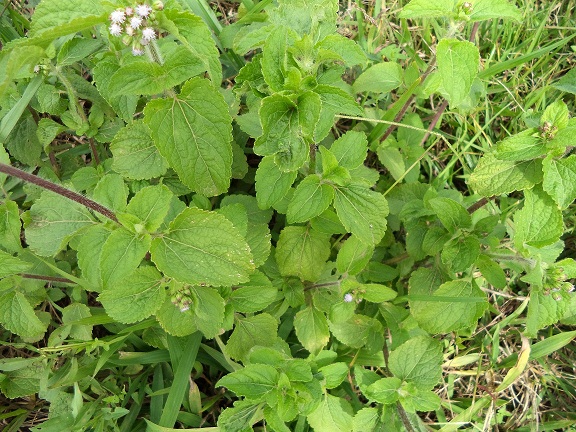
[21,274,74,284]
[0,163,118,222]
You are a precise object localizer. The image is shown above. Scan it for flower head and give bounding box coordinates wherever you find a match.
[130,16,143,29]
[109,9,126,23]
[135,4,152,17]
[141,27,156,41]
[109,23,123,36]
[125,6,134,16]
[132,46,144,56]
[343,293,354,303]
[125,25,135,36]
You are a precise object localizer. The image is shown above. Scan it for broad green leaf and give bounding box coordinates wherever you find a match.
[217,400,261,432]
[189,286,225,339]
[76,224,109,291]
[294,306,330,355]
[436,39,479,107]
[36,118,66,150]
[329,131,368,170]
[61,303,92,341]
[360,284,397,303]
[476,254,507,289]
[24,191,95,257]
[495,130,545,161]
[329,314,381,348]
[57,38,102,66]
[526,290,571,338]
[100,228,151,288]
[110,121,169,180]
[314,85,363,142]
[29,0,107,40]
[264,406,292,432]
[270,0,338,40]
[399,0,455,18]
[98,267,166,324]
[276,226,331,282]
[410,278,488,333]
[0,359,46,399]
[255,156,297,209]
[441,236,481,273]
[469,153,543,196]
[333,184,389,245]
[92,174,128,213]
[311,209,347,235]
[155,297,198,337]
[365,377,402,404]
[307,394,353,432]
[298,91,322,139]
[226,313,278,361]
[245,223,272,268]
[144,77,233,197]
[0,251,31,278]
[336,235,374,276]
[388,336,442,390]
[353,407,390,432]
[320,362,349,389]
[398,384,442,413]
[151,208,253,287]
[159,9,223,85]
[124,185,173,233]
[217,203,248,236]
[353,62,403,94]
[514,186,563,249]
[315,34,367,67]
[422,225,450,256]
[553,68,576,94]
[217,364,279,400]
[469,0,522,22]
[428,197,471,232]
[5,115,42,166]
[287,175,335,224]
[0,201,22,253]
[541,100,569,129]
[254,94,308,172]
[230,271,278,313]
[0,292,47,339]
[543,155,576,209]
[377,146,406,182]
[261,26,294,92]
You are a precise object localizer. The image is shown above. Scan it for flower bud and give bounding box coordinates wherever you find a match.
[153,1,164,11]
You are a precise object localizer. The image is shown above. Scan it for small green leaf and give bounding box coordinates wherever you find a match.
[151,208,254,287]
[217,400,261,432]
[100,228,151,288]
[261,26,294,92]
[226,313,278,362]
[398,383,441,413]
[315,34,367,67]
[217,364,279,400]
[314,85,362,142]
[469,0,522,22]
[329,131,368,170]
[476,254,507,289]
[0,200,22,253]
[353,62,403,94]
[336,235,374,276]
[329,314,381,348]
[542,155,576,209]
[388,336,442,390]
[441,236,481,273]
[541,100,569,129]
[0,251,32,278]
[230,271,278,313]
[307,394,353,432]
[287,175,335,224]
[76,224,109,291]
[99,267,166,324]
[92,174,128,213]
[24,191,95,257]
[255,156,297,209]
[57,38,102,66]
[276,226,331,282]
[333,184,389,245]
[436,39,479,107]
[144,77,233,197]
[61,303,92,341]
[399,0,455,18]
[360,284,397,303]
[319,362,349,389]
[514,186,563,249]
[155,297,197,337]
[294,306,330,355]
[494,130,545,161]
[189,286,225,339]
[553,68,576,94]
[428,197,472,232]
[124,185,173,233]
[0,292,47,339]
[469,153,543,196]
[110,121,169,180]
[365,377,402,404]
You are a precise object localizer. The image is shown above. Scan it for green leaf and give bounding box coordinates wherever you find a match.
[217,364,279,400]
[110,121,169,180]
[24,191,95,257]
[0,251,32,278]
[57,38,102,66]
[336,235,374,276]
[315,34,367,67]
[398,384,441,413]
[543,155,576,209]
[476,254,507,289]
[469,153,543,196]
[360,284,397,303]
[441,236,481,273]
[0,359,46,399]
[217,400,261,432]
[29,0,107,40]
[155,297,198,337]
[307,394,353,432]
[151,207,253,287]
[333,184,389,245]
[92,174,128,213]
[226,313,278,362]
[353,62,403,94]
[365,377,402,404]
[230,271,278,313]
[255,156,297,209]
[100,228,150,288]
[514,186,563,249]
[287,175,335,224]
[187,286,225,339]
[0,292,47,339]
[329,314,381,348]
[294,306,330,355]
[319,362,349,389]
[388,336,442,390]
[254,94,308,172]
[329,131,368,170]
[495,130,545,161]
[428,197,471,232]
[553,68,576,94]
[469,0,522,22]
[36,118,66,150]
[144,77,233,197]
[399,0,455,18]
[0,201,22,253]
[124,185,174,233]
[61,303,92,341]
[436,39,479,107]
[98,267,166,324]
[76,224,109,291]
[5,115,42,166]
[276,226,331,282]
[260,26,294,92]
[353,407,391,432]
[314,85,362,142]
[526,290,571,337]
[409,277,488,333]
[541,100,569,129]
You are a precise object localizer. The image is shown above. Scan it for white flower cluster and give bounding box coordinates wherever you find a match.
[108,2,163,56]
